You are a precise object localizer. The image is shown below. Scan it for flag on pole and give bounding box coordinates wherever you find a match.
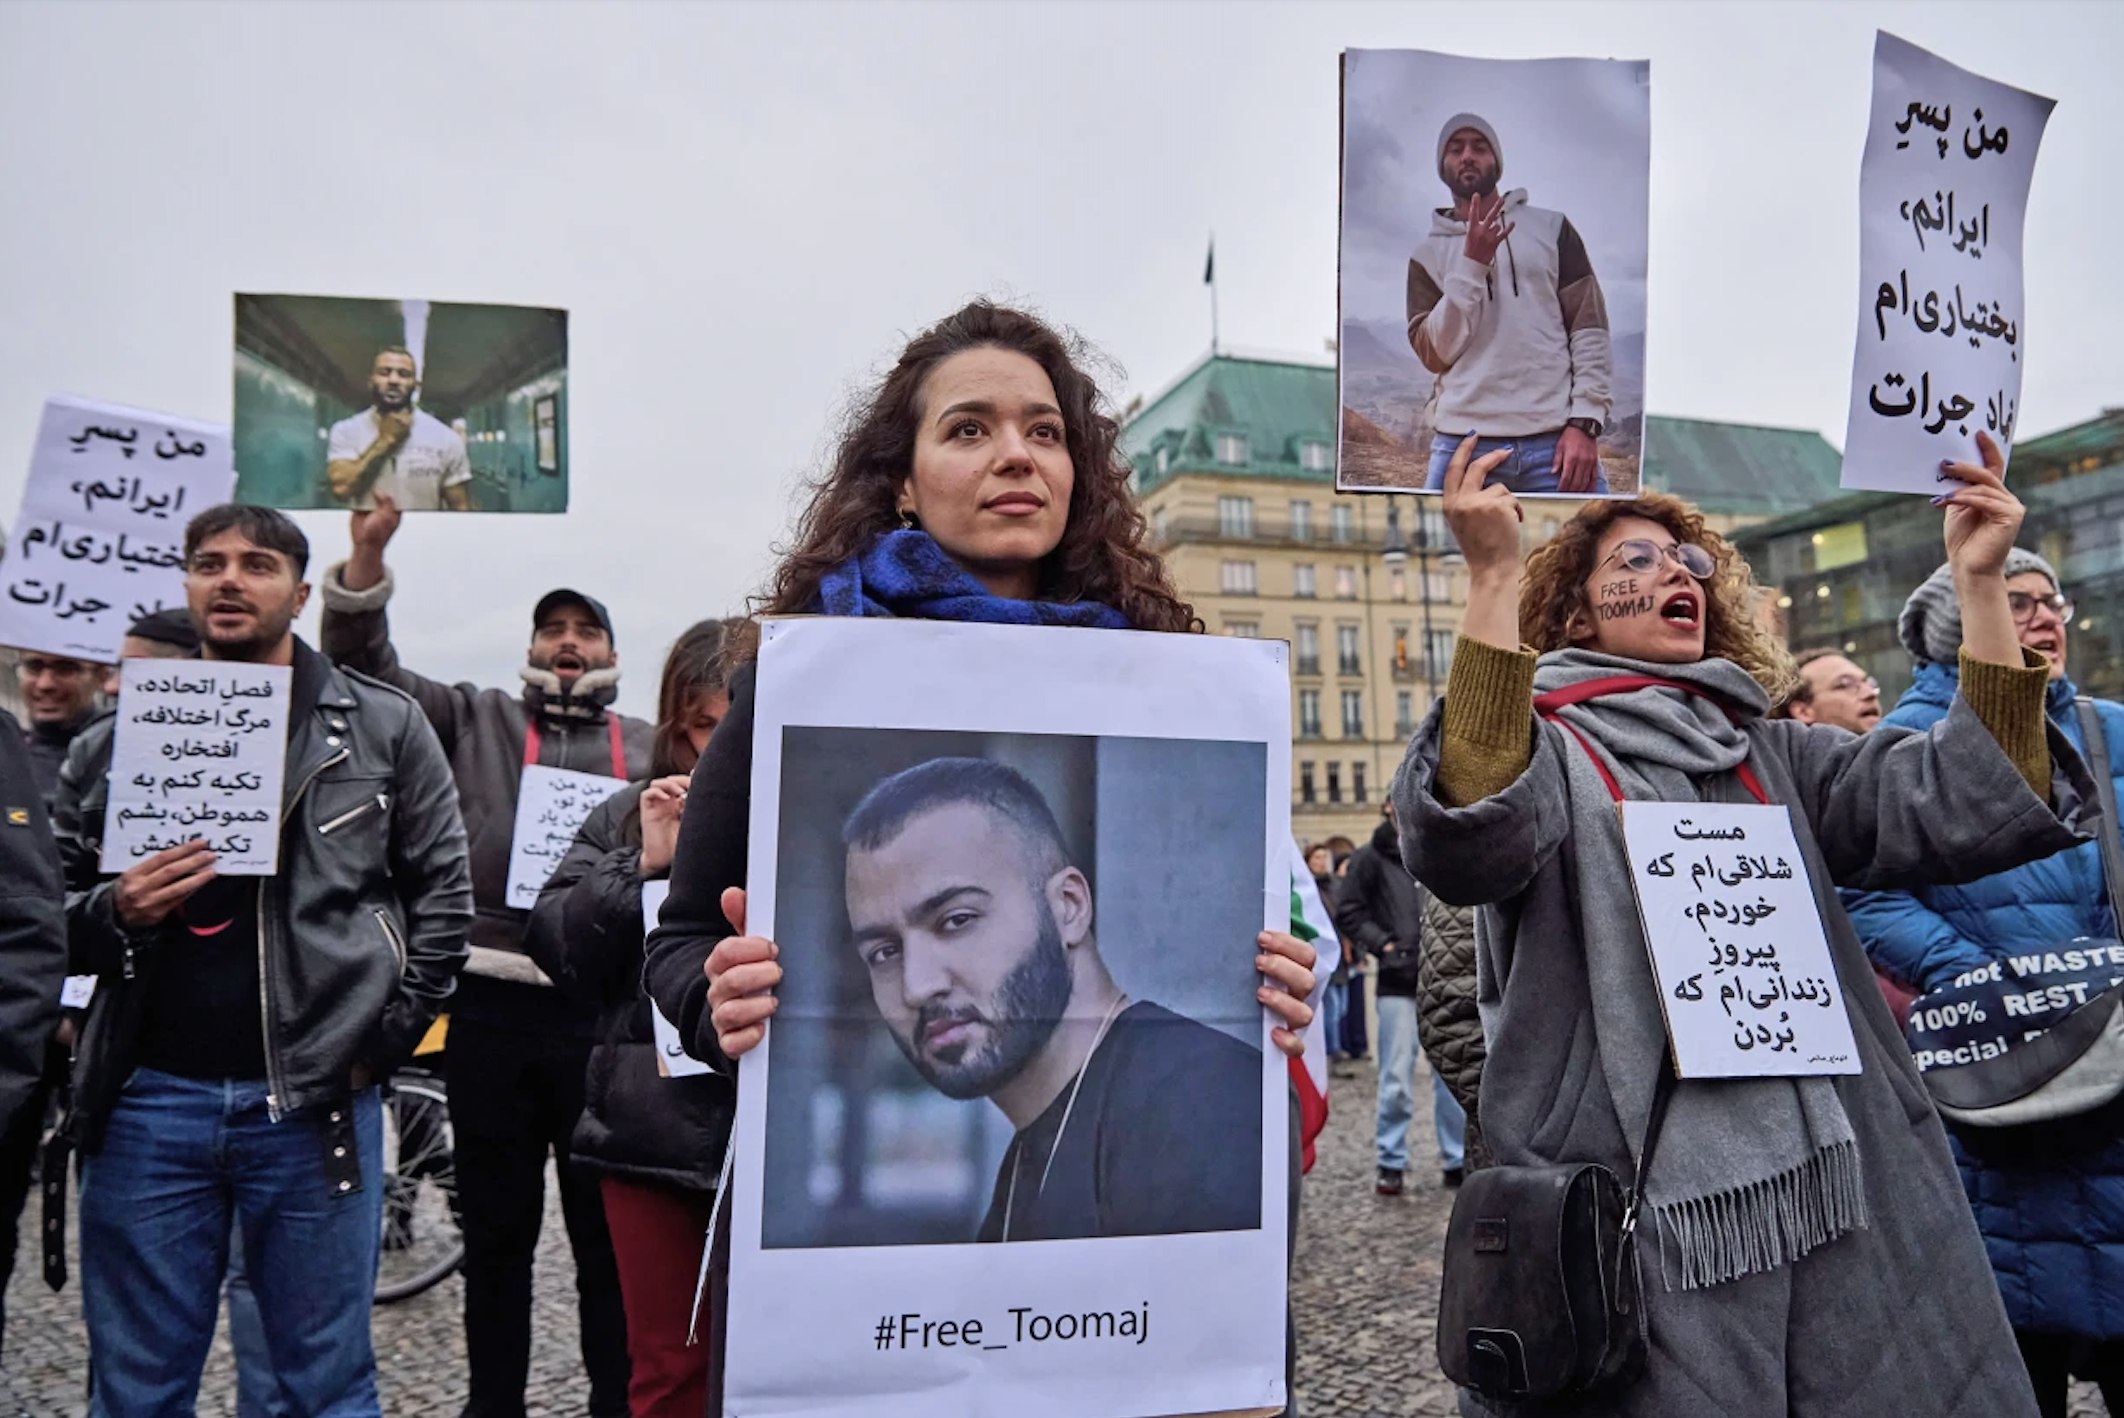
[1203,236,1215,285]
[1287,837,1340,1173]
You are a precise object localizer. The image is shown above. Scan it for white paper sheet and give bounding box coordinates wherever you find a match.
[641,879,713,1077]
[503,764,627,910]
[0,396,233,662]
[1838,32,2054,494]
[726,617,1292,1418]
[100,659,291,876]
[1622,801,1861,1079]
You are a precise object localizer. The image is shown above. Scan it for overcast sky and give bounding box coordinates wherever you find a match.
[1,0,2115,718]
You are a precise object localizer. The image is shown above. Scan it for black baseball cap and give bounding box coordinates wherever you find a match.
[533,589,615,645]
[125,608,201,653]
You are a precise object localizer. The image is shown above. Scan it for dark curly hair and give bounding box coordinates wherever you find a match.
[734,300,1196,658]
[651,618,742,777]
[1519,491,1795,700]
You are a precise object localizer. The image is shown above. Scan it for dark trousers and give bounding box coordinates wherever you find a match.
[0,1064,54,1362]
[1339,973,1369,1058]
[447,1019,629,1418]
[2015,1329,2124,1418]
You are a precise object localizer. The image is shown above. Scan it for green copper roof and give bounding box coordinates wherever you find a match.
[1121,353,1843,521]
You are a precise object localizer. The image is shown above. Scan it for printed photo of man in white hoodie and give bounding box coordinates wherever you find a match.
[1407,111,1613,496]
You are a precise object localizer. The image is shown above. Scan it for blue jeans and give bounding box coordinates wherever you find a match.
[1375,996,1467,1172]
[80,1069,384,1418]
[226,1219,293,1418]
[1320,975,1347,1057]
[1424,429,1609,496]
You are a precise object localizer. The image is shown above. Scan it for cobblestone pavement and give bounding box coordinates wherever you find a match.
[3,1062,2108,1416]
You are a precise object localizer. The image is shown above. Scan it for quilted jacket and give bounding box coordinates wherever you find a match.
[1845,660,2124,1337]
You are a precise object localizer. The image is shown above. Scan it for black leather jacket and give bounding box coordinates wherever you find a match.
[53,642,473,1151]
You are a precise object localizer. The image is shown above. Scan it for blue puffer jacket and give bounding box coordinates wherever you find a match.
[1845,659,2124,1338]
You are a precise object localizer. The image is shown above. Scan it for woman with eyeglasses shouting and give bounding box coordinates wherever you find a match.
[1396,429,2089,1417]
[1847,530,2124,1417]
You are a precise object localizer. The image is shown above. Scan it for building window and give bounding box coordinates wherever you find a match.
[1353,762,1368,804]
[1299,689,1322,739]
[1224,620,1260,638]
[1389,567,1407,601]
[1426,628,1456,678]
[1331,504,1354,544]
[1289,501,1312,542]
[1300,440,1333,473]
[1294,622,1320,676]
[1220,560,1257,595]
[1216,433,1248,465]
[1218,495,1254,539]
[1336,623,1361,675]
[1151,507,1167,541]
[1300,762,1316,804]
[1154,445,1170,476]
[1341,689,1364,738]
[1294,564,1317,598]
[1423,570,1450,602]
[1396,689,1415,737]
[1327,763,1343,804]
[1391,624,1410,675]
[1419,503,1449,550]
[1334,566,1357,599]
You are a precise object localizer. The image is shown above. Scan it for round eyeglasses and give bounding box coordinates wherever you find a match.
[1597,538,1717,581]
[2008,590,2073,625]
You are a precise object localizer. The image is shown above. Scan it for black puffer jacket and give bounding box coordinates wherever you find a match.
[1416,891,1487,1165]
[1333,817,1425,996]
[0,711,66,1135]
[526,783,733,1190]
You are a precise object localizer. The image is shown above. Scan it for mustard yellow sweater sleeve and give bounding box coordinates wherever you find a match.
[1434,637,1540,808]
[1958,647,2054,799]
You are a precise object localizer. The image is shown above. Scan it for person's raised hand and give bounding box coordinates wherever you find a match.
[376,408,414,447]
[1940,430,2023,582]
[1257,929,1318,1059]
[1462,191,1515,267]
[350,492,402,556]
[1441,434,1521,577]
[705,886,781,1059]
[638,775,690,876]
[112,839,217,931]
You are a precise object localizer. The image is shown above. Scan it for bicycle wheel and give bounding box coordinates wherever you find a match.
[374,1070,464,1304]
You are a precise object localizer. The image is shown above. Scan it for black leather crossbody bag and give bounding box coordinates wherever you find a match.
[1436,1063,1676,1401]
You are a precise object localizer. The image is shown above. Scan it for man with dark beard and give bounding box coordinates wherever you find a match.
[840,758,1262,1242]
[325,346,475,511]
[322,495,647,1418]
[1408,112,1614,496]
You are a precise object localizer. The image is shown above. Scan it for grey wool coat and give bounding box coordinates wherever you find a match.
[1394,697,2095,1418]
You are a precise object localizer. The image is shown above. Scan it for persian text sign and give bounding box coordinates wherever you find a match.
[1839,33,2054,493]
[0,397,233,661]
[101,659,291,876]
[1622,802,1861,1078]
[504,764,626,909]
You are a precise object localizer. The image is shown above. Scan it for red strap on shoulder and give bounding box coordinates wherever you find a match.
[521,715,628,778]
[1536,674,1771,807]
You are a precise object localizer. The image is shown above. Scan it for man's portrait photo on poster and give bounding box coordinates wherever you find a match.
[232,292,569,514]
[1337,49,1650,499]
[759,727,1268,1251]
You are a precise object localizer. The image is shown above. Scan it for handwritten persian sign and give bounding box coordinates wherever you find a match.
[0,397,234,661]
[1621,802,1860,1079]
[1839,33,2054,494]
[101,659,291,876]
[640,880,713,1077]
[503,764,626,910]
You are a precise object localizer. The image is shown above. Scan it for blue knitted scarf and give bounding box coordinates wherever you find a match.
[816,530,1130,629]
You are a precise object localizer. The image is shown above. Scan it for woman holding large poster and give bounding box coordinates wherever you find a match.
[1397,432,2075,1416]
[644,301,1318,1417]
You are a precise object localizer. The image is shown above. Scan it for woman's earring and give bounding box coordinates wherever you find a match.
[899,508,919,531]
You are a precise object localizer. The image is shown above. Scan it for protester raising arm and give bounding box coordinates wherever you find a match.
[317,495,474,749]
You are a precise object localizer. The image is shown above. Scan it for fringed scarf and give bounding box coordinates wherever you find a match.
[1533,648,1868,1291]
[816,530,1130,629]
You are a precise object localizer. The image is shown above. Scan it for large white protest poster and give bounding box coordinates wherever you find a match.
[1621,802,1861,1079]
[504,765,626,910]
[1839,33,2054,494]
[0,397,233,662]
[730,618,1291,1418]
[101,659,291,876]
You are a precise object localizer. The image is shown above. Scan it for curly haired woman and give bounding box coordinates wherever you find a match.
[1396,432,2089,1417]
